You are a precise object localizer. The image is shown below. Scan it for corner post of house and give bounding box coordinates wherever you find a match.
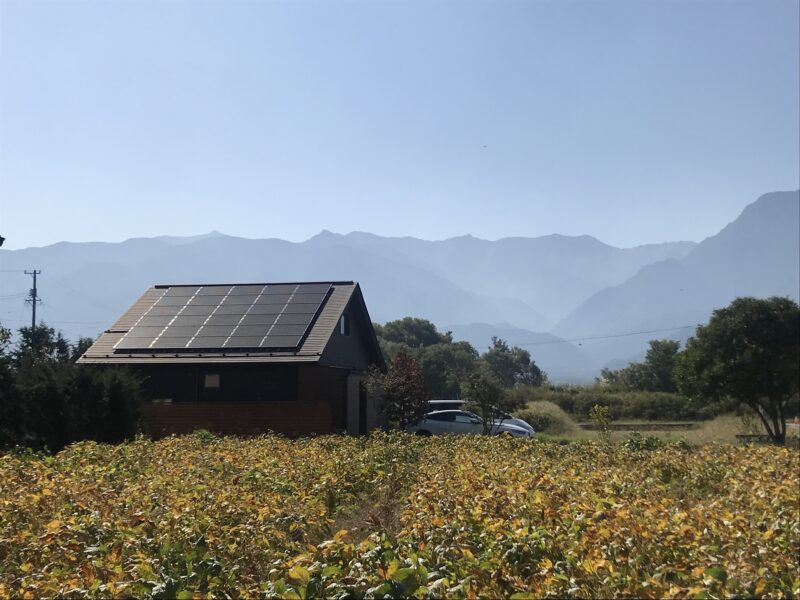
[346,373,362,435]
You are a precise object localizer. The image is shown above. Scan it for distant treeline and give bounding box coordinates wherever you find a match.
[377,296,799,443]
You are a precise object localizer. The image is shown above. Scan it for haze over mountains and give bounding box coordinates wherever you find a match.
[0,190,797,381]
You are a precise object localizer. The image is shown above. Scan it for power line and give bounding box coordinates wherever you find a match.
[48,278,120,312]
[495,324,702,348]
[0,291,28,300]
[24,270,41,329]
[0,317,107,326]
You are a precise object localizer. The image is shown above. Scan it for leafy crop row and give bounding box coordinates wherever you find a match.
[1,434,797,598]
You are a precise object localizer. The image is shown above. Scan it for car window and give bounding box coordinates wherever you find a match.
[427,412,455,422]
[428,401,463,411]
[454,413,478,423]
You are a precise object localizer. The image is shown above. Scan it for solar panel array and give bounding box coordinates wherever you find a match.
[114,283,331,352]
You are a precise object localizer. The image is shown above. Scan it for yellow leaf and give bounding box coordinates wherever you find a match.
[19,563,32,573]
[45,519,61,531]
[762,528,774,540]
[386,560,401,578]
[288,565,310,585]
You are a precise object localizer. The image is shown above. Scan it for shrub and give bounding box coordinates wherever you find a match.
[622,432,665,452]
[510,384,724,421]
[516,401,579,435]
[6,362,141,452]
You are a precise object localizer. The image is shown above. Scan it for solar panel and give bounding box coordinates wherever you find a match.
[228,285,264,295]
[164,286,200,297]
[260,335,302,348]
[114,283,332,353]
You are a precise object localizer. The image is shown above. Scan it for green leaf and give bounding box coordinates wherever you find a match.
[704,566,727,582]
[322,565,341,577]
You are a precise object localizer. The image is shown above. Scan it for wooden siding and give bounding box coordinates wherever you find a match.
[143,400,332,438]
[139,364,347,437]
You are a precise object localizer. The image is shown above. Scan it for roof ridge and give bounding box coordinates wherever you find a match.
[154,281,355,288]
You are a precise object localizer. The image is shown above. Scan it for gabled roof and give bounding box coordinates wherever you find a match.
[78,281,382,367]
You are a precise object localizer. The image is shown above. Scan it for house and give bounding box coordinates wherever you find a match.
[78,281,385,437]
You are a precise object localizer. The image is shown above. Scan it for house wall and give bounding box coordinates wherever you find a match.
[320,294,377,371]
[139,364,348,438]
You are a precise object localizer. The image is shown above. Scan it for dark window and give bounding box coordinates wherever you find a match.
[427,412,455,422]
[339,314,350,336]
[428,401,463,411]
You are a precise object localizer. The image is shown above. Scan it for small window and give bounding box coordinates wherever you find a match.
[204,373,220,389]
[339,314,350,336]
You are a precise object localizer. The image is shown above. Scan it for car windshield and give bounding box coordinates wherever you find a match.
[465,411,483,422]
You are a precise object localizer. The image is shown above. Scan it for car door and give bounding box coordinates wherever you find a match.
[424,412,456,434]
[451,411,483,434]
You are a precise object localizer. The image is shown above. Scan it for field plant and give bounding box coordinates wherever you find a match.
[0,433,797,598]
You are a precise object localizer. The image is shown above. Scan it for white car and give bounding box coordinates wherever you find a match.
[407,410,534,437]
[427,400,535,435]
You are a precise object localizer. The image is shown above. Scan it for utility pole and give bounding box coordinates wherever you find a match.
[24,269,41,329]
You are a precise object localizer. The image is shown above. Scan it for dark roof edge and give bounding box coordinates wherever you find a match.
[153,280,355,288]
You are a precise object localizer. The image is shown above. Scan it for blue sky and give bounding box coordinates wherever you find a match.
[0,0,797,250]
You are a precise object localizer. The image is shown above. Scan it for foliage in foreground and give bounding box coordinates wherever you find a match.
[1,434,798,598]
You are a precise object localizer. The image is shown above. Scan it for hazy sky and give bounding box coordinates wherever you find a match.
[1,0,798,250]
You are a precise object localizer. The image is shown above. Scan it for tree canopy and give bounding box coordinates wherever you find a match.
[373,318,548,401]
[482,337,546,388]
[600,339,681,393]
[675,296,800,444]
[374,317,452,348]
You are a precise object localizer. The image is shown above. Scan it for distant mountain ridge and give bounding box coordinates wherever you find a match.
[0,190,796,381]
[552,190,800,366]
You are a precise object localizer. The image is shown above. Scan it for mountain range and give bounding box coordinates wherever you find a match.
[0,190,797,381]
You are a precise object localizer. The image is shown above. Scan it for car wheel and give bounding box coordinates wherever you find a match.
[415,430,432,436]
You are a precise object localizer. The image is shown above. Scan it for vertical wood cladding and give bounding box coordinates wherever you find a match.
[140,364,348,437]
[143,400,332,438]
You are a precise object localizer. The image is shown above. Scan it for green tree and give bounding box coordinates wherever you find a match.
[71,336,96,362]
[599,339,681,393]
[13,324,71,366]
[416,341,478,398]
[365,348,428,429]
[0,325,141,451]
[374,318,480,398]
[461,367,525,434]
[377,317,452,348]
[675,297,800,444]
[481,337,546,388]
[0,323,18,447]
